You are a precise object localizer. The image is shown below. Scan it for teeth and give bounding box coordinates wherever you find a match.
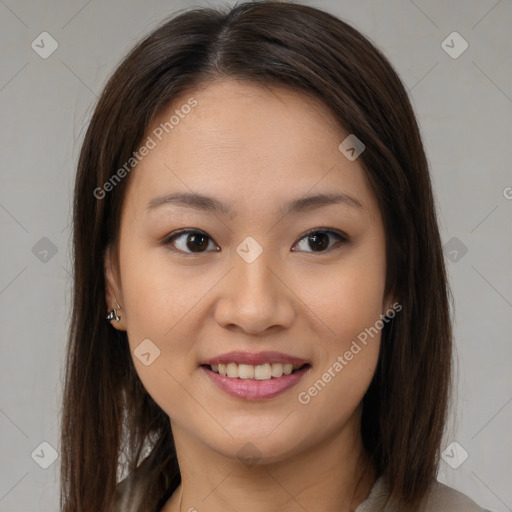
[209,362,303,380]
[254,363,271,380]
[226,363,238,378]
[239,364,255,379]
[271,363,283,377]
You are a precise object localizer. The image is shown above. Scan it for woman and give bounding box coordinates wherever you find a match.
[60,2,492,511]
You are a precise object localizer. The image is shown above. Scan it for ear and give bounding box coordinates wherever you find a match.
[104,244,126,331]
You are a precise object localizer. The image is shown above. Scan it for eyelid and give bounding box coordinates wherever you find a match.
[294,227,348,244]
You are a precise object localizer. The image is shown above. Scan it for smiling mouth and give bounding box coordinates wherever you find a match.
[201,362,310,380]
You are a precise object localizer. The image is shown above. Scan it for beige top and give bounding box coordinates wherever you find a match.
[113,472,491,512]
[354,475,491,512]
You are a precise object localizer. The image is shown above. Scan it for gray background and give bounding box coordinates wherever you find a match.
[0,0,511,510]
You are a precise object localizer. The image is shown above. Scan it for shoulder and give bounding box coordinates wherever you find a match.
[363,476,493,512]
[420,480,493,512]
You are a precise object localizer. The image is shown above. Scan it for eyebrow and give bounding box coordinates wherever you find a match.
[146,191,364,217]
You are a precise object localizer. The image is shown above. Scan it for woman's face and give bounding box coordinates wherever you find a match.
[105,78,392,463]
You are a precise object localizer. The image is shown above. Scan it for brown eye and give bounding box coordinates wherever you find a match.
[307,232,329,251]
[165,229,218,254]
[292,229,347,253]
[164,228,347,255]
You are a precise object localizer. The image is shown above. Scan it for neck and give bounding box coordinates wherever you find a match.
[163,412,376,512]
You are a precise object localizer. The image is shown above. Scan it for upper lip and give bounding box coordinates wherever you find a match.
[201,351,309,366]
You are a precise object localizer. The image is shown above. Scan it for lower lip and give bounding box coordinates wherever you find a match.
[201,365,311,401]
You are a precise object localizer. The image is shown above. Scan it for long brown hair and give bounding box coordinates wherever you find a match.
[60,2,453,510]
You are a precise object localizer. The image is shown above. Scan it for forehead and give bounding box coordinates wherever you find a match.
[122,78,378,219]
[148,79,343,160]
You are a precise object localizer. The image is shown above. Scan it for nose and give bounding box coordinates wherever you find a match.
[213,249,295,335]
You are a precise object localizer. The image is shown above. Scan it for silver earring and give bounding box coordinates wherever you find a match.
[106,302,122,323]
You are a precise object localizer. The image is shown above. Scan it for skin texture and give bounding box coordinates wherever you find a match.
[105,79,394,512]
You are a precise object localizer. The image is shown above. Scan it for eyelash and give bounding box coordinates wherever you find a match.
[162,228,348,255]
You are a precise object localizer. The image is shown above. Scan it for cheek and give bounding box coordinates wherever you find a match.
[118,249,207,405]
[294,255,385,430]
[297,244,387,350]
[118,250,200,415]
[121,249,200,339]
